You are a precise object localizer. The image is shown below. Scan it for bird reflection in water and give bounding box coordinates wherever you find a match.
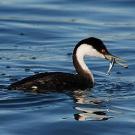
[72,90,113,121]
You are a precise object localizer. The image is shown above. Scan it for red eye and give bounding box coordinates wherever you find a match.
[101,49,105,54]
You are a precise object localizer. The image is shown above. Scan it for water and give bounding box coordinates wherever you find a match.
[0,0,135,134]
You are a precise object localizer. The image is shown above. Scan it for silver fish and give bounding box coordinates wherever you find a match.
[105,54,128,75]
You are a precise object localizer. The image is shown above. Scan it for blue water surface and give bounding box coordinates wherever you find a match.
[0,0,135,135]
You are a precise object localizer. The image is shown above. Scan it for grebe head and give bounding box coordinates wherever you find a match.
[74,37,109,58]
[73,37,128,75]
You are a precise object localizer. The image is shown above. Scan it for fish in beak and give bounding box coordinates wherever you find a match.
[105,54,128,75]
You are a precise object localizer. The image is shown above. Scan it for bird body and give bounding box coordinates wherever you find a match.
[8,37,127,92]
[8,72,91,92]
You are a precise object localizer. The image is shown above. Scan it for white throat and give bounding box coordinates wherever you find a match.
[76,44,104,84]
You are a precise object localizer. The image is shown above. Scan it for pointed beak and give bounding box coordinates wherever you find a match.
[104,53,128,75]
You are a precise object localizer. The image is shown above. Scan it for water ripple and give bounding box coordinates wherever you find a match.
[0,0,135,134]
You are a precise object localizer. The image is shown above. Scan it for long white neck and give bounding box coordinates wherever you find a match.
[73,44,104,86]
[76,44,94,84]
[73,45,93,86]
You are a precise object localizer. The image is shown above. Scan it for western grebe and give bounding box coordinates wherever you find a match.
[8,37,128,92]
